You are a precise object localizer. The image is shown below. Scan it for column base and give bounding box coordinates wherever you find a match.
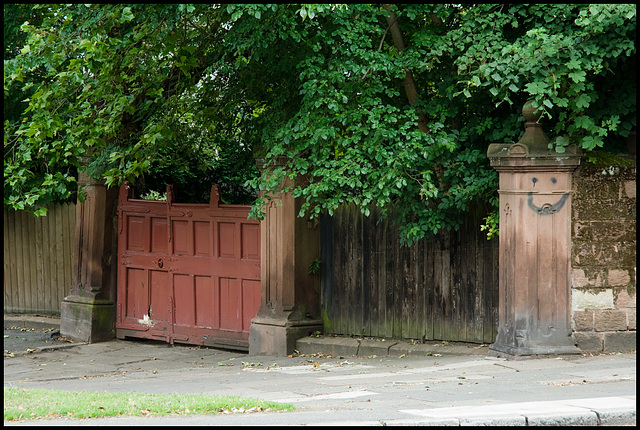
[489,342,582,359]
[60,296,116,343]
[249,317,323,356]
[489,327,582,359]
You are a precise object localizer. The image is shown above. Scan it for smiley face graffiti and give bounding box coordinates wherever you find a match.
[527,177,569,215]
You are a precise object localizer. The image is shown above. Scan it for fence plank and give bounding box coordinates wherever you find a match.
[332,205,345,334]
[374,210,386,338]
[63,203,75,303]
[4,210,15,313]
[485,233,499,343]
[362,209,373,337]
[348,205,362,334]
[29,211,39,313]
[468,208,484,343]
[34,213,44,314]
[423,235,434,341]
[401,244,414,339]
[56,203,68,306]
[41,208,53,313]
[416,240,426,341]
[20,211,30,313]
[48,205,61,311]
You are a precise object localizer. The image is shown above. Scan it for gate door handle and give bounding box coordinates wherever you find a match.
[157,258,164,268]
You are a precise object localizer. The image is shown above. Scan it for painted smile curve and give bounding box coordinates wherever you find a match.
[527,192,569,215]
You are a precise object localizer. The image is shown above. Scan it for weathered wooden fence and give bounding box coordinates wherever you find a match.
[321,203,499,344]
[3,203,76,315]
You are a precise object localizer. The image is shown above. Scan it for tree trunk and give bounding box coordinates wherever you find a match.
[383,4,429,133]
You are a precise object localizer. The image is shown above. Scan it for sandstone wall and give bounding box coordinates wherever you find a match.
[571,160,636,353]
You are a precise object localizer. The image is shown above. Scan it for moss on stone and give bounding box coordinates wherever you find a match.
[585,150,636,167]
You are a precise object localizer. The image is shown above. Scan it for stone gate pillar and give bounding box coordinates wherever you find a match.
[60,170,118,342]
[249,169,323,356]
[487,102,582,357]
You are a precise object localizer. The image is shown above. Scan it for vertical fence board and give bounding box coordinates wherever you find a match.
[14,209,25,312]
[421,233,435,339]
[431,236,442,340]
[457,227,468,342]
[353,205,363,335]
[29,212,39,313]
[374,211,386,338]
[4,210,15,313]
[342,205,353,335]
[333,206,345,334]
[320,211,333,334]
[21,211,31,313]
[362,209,372,337]
[48,205,61,311]
[486,234,500,343]
[63,203,75,303]
[34,213,44,314]
[441,234,454,340]
[41,209,53,313]
[415,240,425,341]
[56,203,68,307]
[468,208,483,343]
[383,218,394,338]
[400,244,414,339]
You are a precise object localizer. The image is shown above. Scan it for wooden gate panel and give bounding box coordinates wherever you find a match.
[126,216,146,251]
[220,277,242,331]
[241,224,260,259]
[117,182,260,350]
[195,275,217,328]
[171,220,191,254]
[242,279,261,331]
[173,274,196,327]
[149,270,171,322]
[194,221,210,255]
[151,218,168,253]
[125,267,147,320]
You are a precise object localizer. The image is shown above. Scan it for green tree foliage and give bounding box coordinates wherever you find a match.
[4,4,635,243]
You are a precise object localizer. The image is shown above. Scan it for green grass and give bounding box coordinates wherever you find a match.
[3,387,294,421]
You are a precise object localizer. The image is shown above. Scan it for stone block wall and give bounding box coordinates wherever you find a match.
[571,160,636,353]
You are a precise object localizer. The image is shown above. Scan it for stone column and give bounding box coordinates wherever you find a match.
[60,170,118,342]
[249,169,323,356]
[487,102,582,357]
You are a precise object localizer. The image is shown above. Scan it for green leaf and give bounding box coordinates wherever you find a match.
[524,81,549,95]
[120,7,134,23]
[575,93,592,108]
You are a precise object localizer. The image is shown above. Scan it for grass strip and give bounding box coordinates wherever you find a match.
[4,387,294,421]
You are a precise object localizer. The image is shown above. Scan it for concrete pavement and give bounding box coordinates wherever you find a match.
[4,314,636,426]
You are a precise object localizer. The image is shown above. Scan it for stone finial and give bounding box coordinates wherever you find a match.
[518,100,550,153]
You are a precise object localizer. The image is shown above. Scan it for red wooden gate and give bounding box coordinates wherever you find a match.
[116,181,261,350]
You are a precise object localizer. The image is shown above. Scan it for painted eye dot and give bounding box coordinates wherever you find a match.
[532,177,538,185]
[551,177,557,184]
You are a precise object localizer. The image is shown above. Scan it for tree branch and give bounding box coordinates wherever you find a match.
[382,4,428,133]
